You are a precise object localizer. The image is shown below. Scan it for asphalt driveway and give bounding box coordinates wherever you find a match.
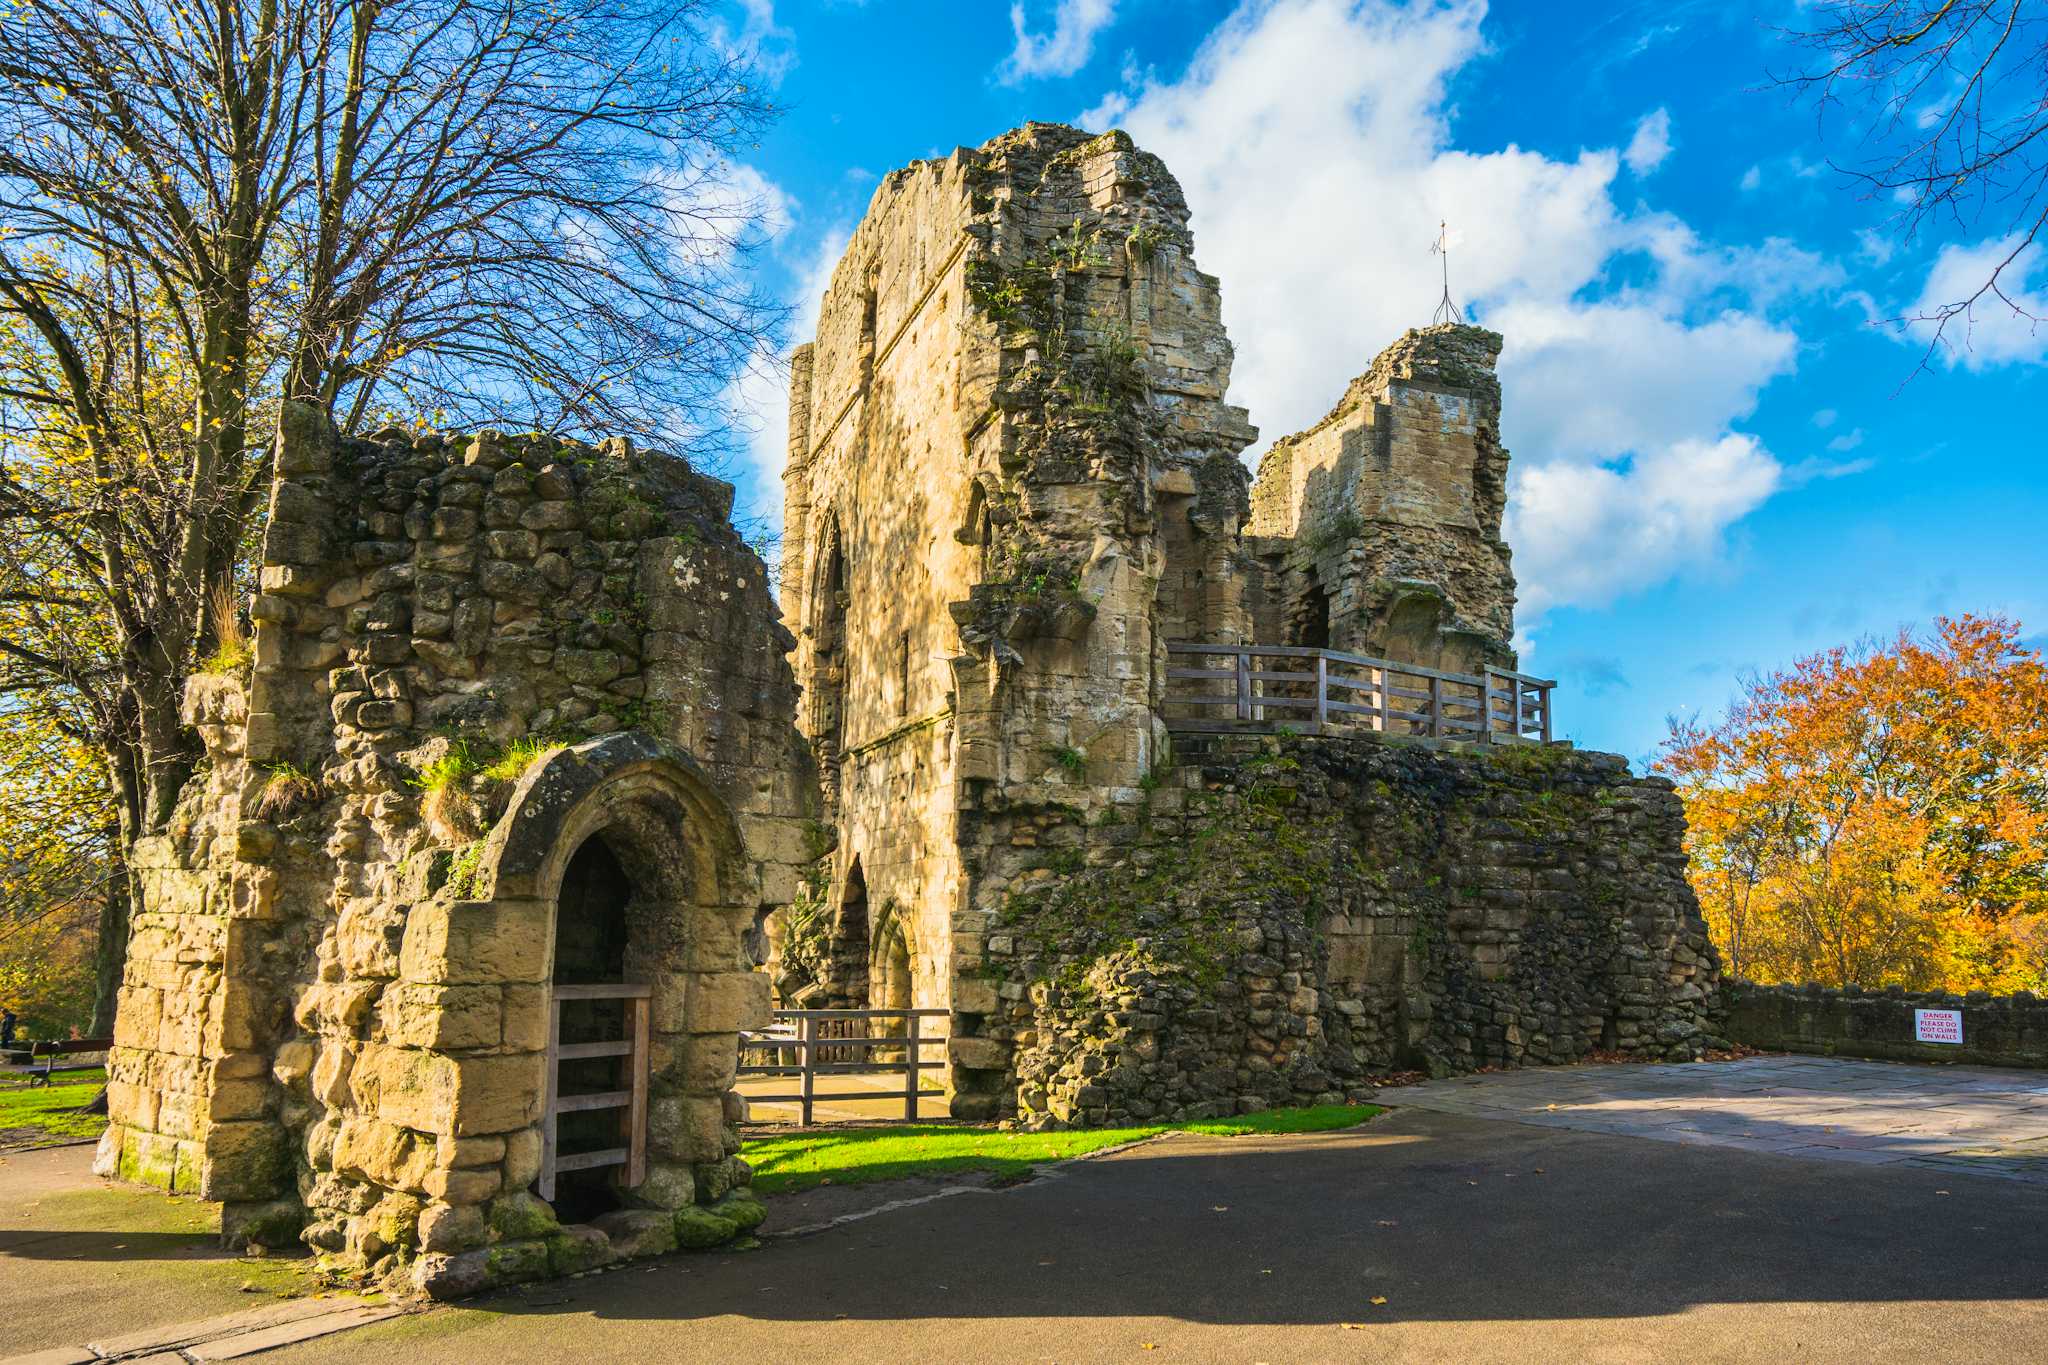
[269,1088,2048,1364]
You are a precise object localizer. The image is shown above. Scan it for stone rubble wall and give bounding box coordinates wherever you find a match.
[103,403,811,1295]
[1722,982,2048,1068]
[949,735,1720,1126]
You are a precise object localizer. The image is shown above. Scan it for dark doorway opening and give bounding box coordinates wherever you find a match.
[1298,573,1331,651]
[827,857,872,1010]
[550,834,634,1222]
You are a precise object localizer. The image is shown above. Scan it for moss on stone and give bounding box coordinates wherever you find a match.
[672,1203,739,1250]
[487,1191,558,1242]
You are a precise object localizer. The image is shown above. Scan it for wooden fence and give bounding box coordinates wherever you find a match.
[737,1007,950,1125]
[1163,643,1554,743]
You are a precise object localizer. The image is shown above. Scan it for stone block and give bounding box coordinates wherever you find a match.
[683,971,770,1034]
[350,1041,545,1136]
[672,1204,738,1250]
[948,1035,1009,1071]
[547,1225,617,1276]
[419,1200,490,1253]
[400,899,551,985]
[489,1190,560,1241]
[672,1034,739,1093]
[630,1160,694,1211]
[332,1115,437,1191]
[503,1126,544,1187]
[665,1096,728,1163]
[592,1208,677,1259]
[379,982,503,1050]
[423,1165,503,1205]
[200,1119,290,1202]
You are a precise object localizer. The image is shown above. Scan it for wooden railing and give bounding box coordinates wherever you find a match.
[1163,644,1555,744]
[540,982,651,1202]
[737,1007,950,1125]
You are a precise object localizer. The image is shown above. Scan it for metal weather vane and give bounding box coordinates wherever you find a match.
[1431,219,1463,326]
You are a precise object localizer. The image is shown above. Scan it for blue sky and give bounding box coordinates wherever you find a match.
[713,0,2048,766]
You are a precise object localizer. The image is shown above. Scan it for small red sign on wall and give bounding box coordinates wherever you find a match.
[1914,1008,1963,1045]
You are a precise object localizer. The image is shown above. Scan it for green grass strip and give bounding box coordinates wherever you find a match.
[744,1103,1382,1197]
[0,1069,109,1143]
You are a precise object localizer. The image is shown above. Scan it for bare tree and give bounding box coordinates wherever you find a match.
[0,0,781,1027]
[1780,1,2048,363]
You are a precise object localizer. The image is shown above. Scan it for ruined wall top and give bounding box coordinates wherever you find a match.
[1248,323,1517,668]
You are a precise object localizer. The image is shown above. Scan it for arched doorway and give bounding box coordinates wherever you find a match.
[825,857,871,1010]
[870,911,914,1065]
[473,734,764,1225]
[810,519,849,778]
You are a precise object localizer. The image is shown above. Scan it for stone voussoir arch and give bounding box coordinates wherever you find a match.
[459,731,770,1215]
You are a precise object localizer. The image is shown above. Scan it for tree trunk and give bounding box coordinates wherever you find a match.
[89,833,133,1037]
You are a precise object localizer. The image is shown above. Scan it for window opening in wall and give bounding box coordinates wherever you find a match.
[897,631,911,717]
[813,524,849,765]
[1299,573,1331,651]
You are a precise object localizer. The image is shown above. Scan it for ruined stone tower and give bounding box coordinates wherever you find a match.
[777,123,1716,1122]
[104,407,815,1293]
[106,122,1719,1274]
[1248,325,1517,673]
[777,123,1260,1029]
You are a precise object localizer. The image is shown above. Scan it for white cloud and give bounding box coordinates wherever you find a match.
[1624,108,1673,176]
[1086,0,1821,624]
[1811,408,1837,429]
[1908,235,2048,369]
[1509,435,1781,617]
[1003,0,1119,82]
[1826,428,1864,452]
[652,160,796,268]
[726,224,853,534]
[1739,164,1761,193]
[709,0,797,84]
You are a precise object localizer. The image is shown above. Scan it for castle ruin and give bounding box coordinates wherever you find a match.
[102,122,1720,1294]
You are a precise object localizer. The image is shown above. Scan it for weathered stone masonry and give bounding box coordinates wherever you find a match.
[955,736,1720,1126]
[1723,982,2048,1069]
[774,121,1718,1121]
[104,405,814,1294]
[108,118,1728,1289]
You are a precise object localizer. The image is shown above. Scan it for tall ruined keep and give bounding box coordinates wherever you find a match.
[106,120,1719,1293]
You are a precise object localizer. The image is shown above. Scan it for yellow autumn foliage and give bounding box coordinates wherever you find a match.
[1658,615,2048,992]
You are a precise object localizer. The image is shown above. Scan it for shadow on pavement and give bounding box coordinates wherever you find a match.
[452,1109,2048,1330]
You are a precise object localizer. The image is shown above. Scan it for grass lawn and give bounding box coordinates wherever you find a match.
[744,1103,1383,1197]
[0,1068,108,1144]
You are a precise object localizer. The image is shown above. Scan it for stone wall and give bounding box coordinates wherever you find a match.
[103,404,812,1295]
[1723,982,2048,1068]
[1248,326,1516,673]
[949,735,1720,1126]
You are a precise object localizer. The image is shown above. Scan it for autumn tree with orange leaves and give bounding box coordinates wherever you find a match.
[1659,615,2048,993]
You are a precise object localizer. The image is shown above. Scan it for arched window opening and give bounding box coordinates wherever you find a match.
[826,858,872,1011]
[812,522,849,766]
[1297,573,1331,651]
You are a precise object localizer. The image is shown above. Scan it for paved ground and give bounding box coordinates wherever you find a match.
[256,1057,2048,1365]
[11,1057,2048,1362]
[0,1142,324,1359]
[1384,1054,2048,1183]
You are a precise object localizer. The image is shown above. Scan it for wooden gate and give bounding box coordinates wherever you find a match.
[737,1007,949,1125]
[539,982,651,1201]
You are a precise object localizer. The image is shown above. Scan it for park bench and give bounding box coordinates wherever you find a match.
[25,1038,112,1088]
